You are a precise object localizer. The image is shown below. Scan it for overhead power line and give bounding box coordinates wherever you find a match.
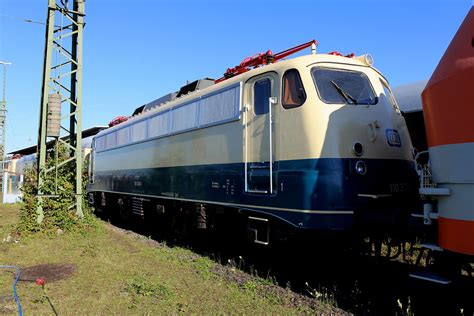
[0,13,47,26]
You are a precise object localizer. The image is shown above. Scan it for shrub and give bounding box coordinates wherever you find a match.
[17,143,98,235]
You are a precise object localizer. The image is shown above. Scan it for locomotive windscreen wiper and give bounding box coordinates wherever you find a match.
[330,80,358,105]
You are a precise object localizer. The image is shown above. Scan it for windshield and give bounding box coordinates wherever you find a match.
[312,67,377,105]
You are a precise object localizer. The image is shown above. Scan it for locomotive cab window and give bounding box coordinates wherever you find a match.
[282,69,306,108]
[312,67,377,105]
[254,78,272,115]
[380,79,401,114]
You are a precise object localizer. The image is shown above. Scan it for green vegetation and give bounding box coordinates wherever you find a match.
[0,204,343,314]
[18,145,97,235]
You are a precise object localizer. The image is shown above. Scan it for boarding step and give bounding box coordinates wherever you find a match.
[409,270,451,285]
[411,212,438,219]
[420,243,444,252]
[358,193,392,199]
[247,216,270,245]
[419,188,450,196]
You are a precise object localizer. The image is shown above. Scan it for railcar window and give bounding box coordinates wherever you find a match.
[380,79,401,114]
[95,136,105,152]
[148,112,169,138]
[89,139,95,183]
[95,84,241,152]
[254,78,271,115]
[117,126,131,146]
[282,69,306,108]
[131,120,147,142]
[199,86,240,126]
[172,101,198,133]
[312,68,377,105]
[105,132,117,150]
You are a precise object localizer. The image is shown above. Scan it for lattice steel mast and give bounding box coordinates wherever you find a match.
[37,0,84,223]
[0,61,11,204]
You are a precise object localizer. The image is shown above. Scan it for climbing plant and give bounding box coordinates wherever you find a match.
[17,144,98,235]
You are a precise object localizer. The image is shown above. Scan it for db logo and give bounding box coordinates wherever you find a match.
[385,129,401,147]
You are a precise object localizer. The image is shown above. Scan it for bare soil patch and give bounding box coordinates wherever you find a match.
[19,263,77,283]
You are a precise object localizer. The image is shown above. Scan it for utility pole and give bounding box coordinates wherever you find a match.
[0,61,11,204]
[37,0,84,223]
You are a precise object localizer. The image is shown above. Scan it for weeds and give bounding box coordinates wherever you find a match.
[125,273,173,309]
[397,296,413,316]
[191,256,214,278]
[80,241,99,258]
[31,294,47,305]
[305,281,338,308]
[243,280,258,293]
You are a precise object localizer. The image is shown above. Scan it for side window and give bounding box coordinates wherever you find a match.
[380,79,401,114]
[282,69,306,108]
[254,78,271,115]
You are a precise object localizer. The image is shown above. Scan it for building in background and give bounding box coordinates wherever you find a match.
[2,126,106,204]
[393,80,428,153]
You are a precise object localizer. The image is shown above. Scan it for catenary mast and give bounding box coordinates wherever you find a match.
[0,61,11,204]
[37,0,84,223]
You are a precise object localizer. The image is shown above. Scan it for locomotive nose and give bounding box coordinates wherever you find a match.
[340,110,411,163]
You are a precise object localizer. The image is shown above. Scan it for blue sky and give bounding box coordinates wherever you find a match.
[0,0,472,152]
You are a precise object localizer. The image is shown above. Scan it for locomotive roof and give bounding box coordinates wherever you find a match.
[99,53,380,136]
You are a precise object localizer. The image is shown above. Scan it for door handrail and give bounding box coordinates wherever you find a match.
[244,103,249,192]
[269,97,278,194]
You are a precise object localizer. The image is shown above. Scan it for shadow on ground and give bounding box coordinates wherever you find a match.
[99,212,474,316]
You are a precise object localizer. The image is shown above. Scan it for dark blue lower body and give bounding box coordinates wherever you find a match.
[88,158,419,231]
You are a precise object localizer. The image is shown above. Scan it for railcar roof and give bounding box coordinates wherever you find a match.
[98,53,380,136]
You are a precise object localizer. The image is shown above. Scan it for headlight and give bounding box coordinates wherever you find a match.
[364,54,374,66]
[352,142,364,157]
[355,160,367,175]
[355,54,374,66]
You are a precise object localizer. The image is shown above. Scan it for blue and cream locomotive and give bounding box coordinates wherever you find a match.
[87,42,419,243]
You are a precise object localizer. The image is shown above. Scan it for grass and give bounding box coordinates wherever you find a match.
[0,204,343,314]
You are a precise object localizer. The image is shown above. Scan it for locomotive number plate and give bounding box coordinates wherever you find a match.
[389,183,408,193]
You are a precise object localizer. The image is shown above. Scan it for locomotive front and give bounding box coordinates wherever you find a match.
[280,54,420,234]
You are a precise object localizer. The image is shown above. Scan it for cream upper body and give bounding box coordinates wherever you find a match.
[94,53,414,171]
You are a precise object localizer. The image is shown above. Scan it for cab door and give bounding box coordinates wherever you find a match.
[244,73,278,194]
